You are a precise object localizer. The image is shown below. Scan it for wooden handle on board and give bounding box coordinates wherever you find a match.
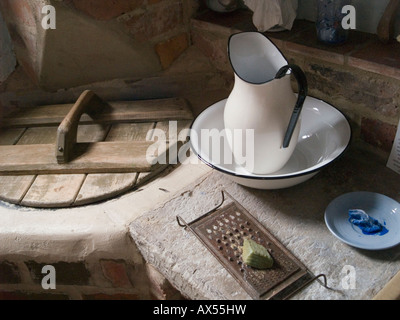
[56,90,106,164]
[377,0,400,44]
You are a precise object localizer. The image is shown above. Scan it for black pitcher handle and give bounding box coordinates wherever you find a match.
[275,64,308,148]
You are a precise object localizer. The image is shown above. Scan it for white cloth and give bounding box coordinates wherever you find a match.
[244,0,298,32]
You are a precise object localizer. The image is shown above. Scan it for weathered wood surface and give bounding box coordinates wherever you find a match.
[74,122,154,206]
[0,141,163,175]
[0,124,110,206]
[6,124,112,208]
[21,174,87,208]
[0,175,35,205]
[3,98,193,128]
[0,95,193,208]
[0,127,37,204]
[0,128,26,145]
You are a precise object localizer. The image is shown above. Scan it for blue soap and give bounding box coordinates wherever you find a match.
[348,209,388,236]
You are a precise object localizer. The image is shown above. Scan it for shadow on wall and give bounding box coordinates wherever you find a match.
[0,0,166,91]
[0,9,16,84]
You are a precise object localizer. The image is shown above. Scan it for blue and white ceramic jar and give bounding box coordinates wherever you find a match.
[316,0,351,44]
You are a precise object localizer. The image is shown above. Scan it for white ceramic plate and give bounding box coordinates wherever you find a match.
[189,97,351,189]
[325,192,400,250]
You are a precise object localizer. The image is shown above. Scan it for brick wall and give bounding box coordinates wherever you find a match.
[0,258,184,300]
[191,16,400,155]
[0,0,200,90]
[286,54,400,153]
[72,0,198,69]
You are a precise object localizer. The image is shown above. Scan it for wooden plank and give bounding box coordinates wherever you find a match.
[105,122,154,142]
[74,173,138,206]
[0,128,26,145]
[134,120,193,187]
[14,123,109,208]
[74,122,155,206]
[96,99,193,123]
[77,124,110,142]
[17,127,57,145]
[4,98,193,128]
[150,120,193,141]
[9,125,109,145]
[136,165,170,187]
[0,96,194,208]
[0,175,35,204]
[147,120,191,166]
[0,127,36,204]
[0,141,162,175]
[21,174,86,208]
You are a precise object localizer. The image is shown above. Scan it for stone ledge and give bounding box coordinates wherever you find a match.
[129,144,400,300]
[0,160,212,299]
[193,9,400,81]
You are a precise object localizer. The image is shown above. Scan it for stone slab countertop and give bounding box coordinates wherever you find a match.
[130,144,400,300]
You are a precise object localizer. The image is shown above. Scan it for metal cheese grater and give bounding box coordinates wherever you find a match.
[177,191,328,300]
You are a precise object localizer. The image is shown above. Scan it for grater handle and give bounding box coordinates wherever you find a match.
[176,191,225,228]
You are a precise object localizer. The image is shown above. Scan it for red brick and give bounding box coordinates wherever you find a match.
[348,39,400,81]
[303,62,400,119]
[123,13,148,42]
[82,293,140,300]
[361,118,397,152]
[25,261,91,286]
[124,1,183,41]
[155,33,189,69]
[148,0,165,4]
[100,260,132,288]
[0,261,21,284]
[0,291,69,300]
[72,0,145,20]
[0,291,29,300]
[151,1,183,36]
[146,264,185,300]
[191,26,231,74]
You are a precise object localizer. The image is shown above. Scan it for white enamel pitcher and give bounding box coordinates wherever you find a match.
[224,32,308,174]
